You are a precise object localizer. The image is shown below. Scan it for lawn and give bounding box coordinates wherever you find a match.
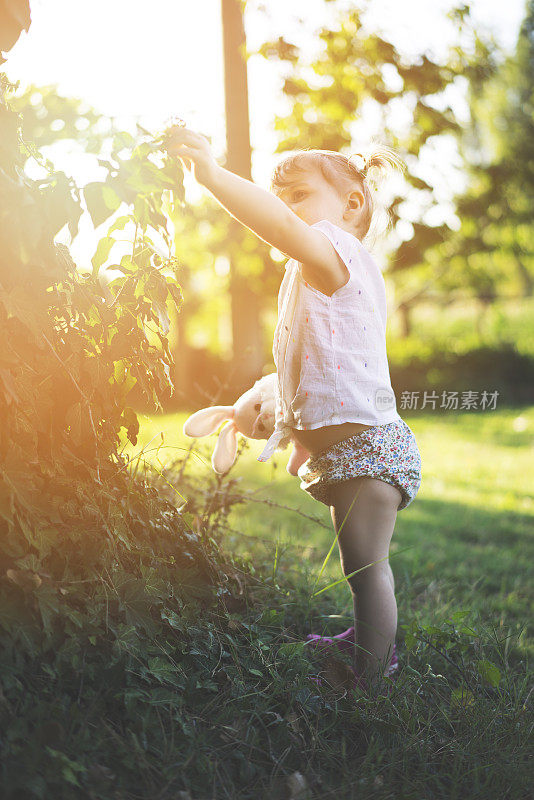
[123,404,533,659]
[116,403,533,798]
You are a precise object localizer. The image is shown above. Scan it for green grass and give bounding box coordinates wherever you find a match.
[125,405,533,650]
[112,404,534,798]
[7,403,529,799]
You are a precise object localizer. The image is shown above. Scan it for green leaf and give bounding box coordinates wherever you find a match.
[91,236,115,275]
[84,182,117,227]
[477,659,501,687]
[120,406,139,444]
[35,584,61,638]
[107,215,132,234]
[460,626,478,637]
[112,131,136,152]
[450,610,470,622]
[278,642,306,658]
[134,275,147,298]
[119,254,136,274]
[133,195,150,229]
[102,184,121,211]
[121,372,137,398]
[114,359,126,384]
[148,656,180,683]
[167,282,183,312]
[153,301,170,335]
[450,687,475,708]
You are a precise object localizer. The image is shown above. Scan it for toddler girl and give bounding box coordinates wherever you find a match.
[163,126,422,693]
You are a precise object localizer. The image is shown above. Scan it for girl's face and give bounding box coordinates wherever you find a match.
[276,167,358,228]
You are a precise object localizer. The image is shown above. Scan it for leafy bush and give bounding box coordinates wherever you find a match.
[0,73,186,548]
[0,75,251,795]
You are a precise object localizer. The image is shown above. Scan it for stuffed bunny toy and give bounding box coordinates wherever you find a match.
[183,372,310,476]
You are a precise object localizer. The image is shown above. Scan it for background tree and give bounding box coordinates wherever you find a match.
[221,0,265,389]
[447,0,534,328]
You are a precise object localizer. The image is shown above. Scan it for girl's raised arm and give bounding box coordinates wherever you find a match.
[208,165,349,295]
[162,126,347,295]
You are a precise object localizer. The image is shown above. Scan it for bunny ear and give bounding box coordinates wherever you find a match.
[212,420,238,474]
[183,406,234,437]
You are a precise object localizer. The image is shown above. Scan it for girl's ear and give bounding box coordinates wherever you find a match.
[345,189,365,213]
[183,406,234,437]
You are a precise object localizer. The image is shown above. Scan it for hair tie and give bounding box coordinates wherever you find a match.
[347,152,368,176]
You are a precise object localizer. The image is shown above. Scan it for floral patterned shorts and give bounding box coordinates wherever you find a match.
[297,418,422,510]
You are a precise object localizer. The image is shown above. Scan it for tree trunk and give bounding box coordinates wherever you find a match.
[398,302,412,338]
[515,254,534,297]
[221,0,264,393]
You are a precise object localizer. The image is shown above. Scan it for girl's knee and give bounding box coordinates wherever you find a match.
[342,558,391,593]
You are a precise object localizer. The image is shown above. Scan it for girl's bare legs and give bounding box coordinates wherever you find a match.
[329,476,402,687]
[387,561,395,593]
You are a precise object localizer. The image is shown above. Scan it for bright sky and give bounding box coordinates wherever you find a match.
[4,0,527,269]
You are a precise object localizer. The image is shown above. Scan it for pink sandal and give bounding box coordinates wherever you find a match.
[306,629,398,692]
[306,626,398,676]
[305,625,357,655]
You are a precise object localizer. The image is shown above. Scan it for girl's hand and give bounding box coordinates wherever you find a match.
[162,124,218,187]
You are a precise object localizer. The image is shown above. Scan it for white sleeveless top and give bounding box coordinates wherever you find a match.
[257,219,401,463]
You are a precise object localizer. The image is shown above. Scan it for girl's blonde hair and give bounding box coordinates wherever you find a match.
[270,143,406,249]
